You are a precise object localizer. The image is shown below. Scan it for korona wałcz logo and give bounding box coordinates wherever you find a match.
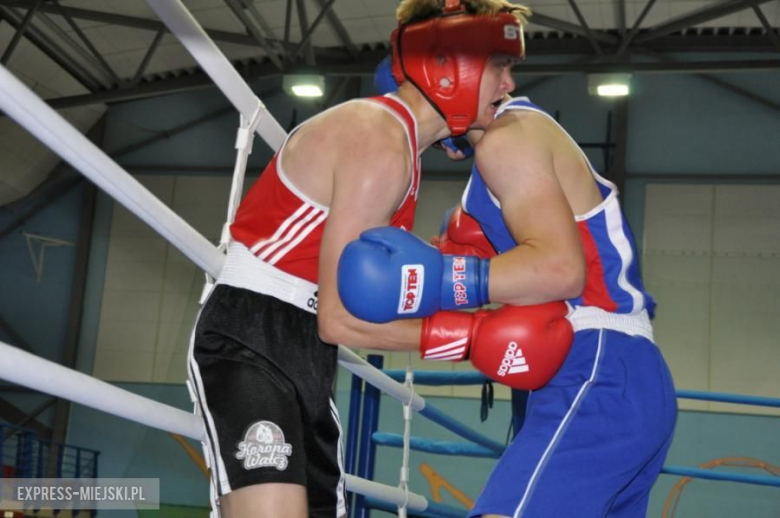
[235,421,293,471]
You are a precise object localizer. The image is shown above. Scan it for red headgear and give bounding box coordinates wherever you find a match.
[391,0,525,136]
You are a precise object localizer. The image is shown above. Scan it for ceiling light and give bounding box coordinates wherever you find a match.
[588,73,631,97]
[283,74,325,98]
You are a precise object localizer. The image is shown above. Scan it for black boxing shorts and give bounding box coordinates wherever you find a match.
[188,284,345,517]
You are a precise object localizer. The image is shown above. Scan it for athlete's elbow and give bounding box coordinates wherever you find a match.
[318,313,345,345]
[317,302,341,343]
[317,305,361,347]
[549,256,586,300]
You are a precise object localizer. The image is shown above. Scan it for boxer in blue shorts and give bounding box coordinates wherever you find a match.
[188,1,535,516]
[339,60,677,518]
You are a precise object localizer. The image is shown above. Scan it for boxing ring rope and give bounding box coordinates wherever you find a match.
[0,65,224,281]
[146,0,286,151]
[0,341,465,516]
[0,342,205,441]
[363,369,780,490]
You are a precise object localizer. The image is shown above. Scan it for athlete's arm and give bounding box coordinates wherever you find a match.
[477,111,586,305]
[316,108,422,350]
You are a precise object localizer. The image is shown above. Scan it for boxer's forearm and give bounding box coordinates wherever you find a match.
[317,303,422,351]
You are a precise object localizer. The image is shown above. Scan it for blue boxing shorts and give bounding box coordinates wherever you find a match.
[470,311,677,518]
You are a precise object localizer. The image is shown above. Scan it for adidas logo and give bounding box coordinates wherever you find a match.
[307,291,318,311]
[497,341,529,377]
[422,337,468,361]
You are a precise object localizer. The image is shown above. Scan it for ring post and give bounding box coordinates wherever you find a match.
[345,372,365,513]
[355,355,384,518]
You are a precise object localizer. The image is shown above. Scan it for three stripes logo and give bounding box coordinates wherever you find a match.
[250,204,326,265]
[421,337,468,361]
[497,341,529,377]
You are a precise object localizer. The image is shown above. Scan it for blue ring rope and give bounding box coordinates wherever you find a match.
[662,465,780,487]
[417,404,505,456]
[383,369,488,386]
[383,370,780,408]
[373,432,501,458]
[675,390,780,408]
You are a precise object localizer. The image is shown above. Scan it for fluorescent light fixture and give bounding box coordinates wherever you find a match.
[291,84,323,97]
[283,74,325,98]
[597,83,629,97]
[588,73,631,97]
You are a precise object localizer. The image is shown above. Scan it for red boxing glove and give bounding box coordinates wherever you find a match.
[420,303,573,390]
[437,206,497,259]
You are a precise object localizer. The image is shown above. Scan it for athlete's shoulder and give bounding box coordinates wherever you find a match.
[475,109,554,177]
[325,99,408,150]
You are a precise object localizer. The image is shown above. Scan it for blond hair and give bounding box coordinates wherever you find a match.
[397,0,531,26]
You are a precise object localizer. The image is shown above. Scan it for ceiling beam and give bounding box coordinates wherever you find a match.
[312,0,358,57]
[294,0,315,65]
[293,0,336,62]
[0,0,346,59]
[751,5,780,53]
[36,45,780,112]
[224,0,285,70]
[639,50,780,114]
[530,11,620,45]
[0,0,41,64]
[319,56,780,76]
[634,0,776,44]
[617,0,626,37]
[49,0,120,84]
[0,6,102,91]
[615,0,658,57]
[566,0,603,56]
[45,66,284,109]
[633,32,779,53]
[130,28,165,85]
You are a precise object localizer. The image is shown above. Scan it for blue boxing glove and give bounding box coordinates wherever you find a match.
[435,136,474,158]
[338,227,490,323]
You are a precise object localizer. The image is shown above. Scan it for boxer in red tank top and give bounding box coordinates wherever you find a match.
[188,1,528,516]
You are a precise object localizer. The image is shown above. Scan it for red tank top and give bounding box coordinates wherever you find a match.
[230,95,421,284]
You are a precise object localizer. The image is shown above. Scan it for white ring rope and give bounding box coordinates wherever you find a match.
[0,341,206,441]
[145,0,287,152]
[0,341,434,512]
[0,64,225,280]
[337,347,426,412]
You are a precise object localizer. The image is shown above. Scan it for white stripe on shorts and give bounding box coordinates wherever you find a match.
[330,399,347,517]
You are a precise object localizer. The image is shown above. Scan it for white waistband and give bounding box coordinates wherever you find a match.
[217,242,319,314]
[567,306,654,342]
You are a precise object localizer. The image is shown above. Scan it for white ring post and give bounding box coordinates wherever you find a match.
[145,0,287,152]
[0,64,225,280]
